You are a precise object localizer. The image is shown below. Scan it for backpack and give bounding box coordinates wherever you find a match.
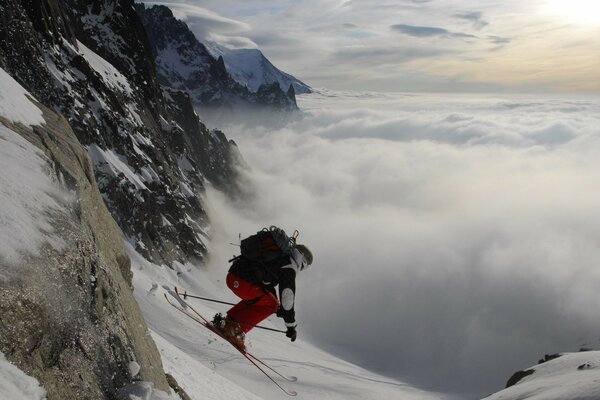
[239,226,296,264]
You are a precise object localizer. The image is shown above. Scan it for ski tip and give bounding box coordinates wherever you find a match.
[286,390,298,397]
[287,376,298,382]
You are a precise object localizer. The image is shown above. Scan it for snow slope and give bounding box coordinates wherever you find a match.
[206,44,311,94]
[0,352,46,400]
[483,352,600,400]
[128,242,450,400]
[0,68,67,274]
[0,68,45,126]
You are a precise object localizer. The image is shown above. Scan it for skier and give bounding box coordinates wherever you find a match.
[213,227,313,351]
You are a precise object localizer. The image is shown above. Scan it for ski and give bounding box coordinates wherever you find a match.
[165,288,298,396]
[171,288,297,381]
[246,352,298,382]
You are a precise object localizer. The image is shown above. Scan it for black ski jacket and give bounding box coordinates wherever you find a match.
[229,248,307,327]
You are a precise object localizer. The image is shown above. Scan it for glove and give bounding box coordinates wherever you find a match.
[286,325,297,342]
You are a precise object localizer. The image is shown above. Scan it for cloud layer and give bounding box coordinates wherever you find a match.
[204,90,600,396]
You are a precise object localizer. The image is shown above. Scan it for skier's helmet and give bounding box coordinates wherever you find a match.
[295,244,313,269]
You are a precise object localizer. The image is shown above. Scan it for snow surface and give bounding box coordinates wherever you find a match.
[0,352,46,400]
[483,351,600,400]
[78,40,134,95]
[118,381,175,400]
[0,125,66,275]
[88,144,149,191]
[128,242,450,400]
[205,44,311,94]
[0,68,45,126]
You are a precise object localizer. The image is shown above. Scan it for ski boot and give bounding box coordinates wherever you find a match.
[212,313,226,330]
[213,313,245,351]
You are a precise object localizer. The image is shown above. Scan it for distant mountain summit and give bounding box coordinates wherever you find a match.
[137,4,300,110]
[206,45,312,94]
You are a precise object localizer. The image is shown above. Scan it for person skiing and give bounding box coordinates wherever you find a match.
[213,226,313,351]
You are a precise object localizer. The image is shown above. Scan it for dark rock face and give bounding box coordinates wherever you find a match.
[505,369,535,388]
[136,4,299,111]
[538,353,561,364]
[504,354,563,388]
[0,0,56,99]
[0,0,242,266]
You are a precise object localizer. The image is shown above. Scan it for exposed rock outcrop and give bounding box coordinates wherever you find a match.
[0,101,170,399]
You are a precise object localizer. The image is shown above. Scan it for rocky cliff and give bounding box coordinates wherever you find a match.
[1,0,242,266]
[0,91,170,398]
[0,0,261,398]
[137,4,299,111]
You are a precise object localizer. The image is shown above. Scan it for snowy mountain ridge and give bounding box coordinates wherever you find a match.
[484,351,600,400]
[137,4,300,110]
[205,44,312,94]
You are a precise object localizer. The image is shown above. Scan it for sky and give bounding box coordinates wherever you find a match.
[203,91,600,396]
[142,0,600,93]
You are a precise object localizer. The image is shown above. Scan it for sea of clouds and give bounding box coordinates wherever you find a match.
[203,89,600,397]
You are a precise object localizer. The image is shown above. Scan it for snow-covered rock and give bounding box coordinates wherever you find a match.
[207,45,311,94]
[1,0,242,266]
[0,69,170,399]
[484,351,600,400]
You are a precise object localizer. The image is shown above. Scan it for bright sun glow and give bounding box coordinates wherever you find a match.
[546,0,600,26]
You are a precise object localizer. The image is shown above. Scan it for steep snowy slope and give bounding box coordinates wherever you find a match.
[484,352,600,400]
[129,243,451,400]
[0,66,175,399]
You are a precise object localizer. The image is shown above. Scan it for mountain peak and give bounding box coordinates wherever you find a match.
[137,4,299,110]
[208,45,312,94]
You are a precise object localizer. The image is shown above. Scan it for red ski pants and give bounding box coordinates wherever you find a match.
[226,273,279,333]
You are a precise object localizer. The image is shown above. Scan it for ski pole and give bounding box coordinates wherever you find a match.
[181,291,236,306]
[181,291,287,334]
[230,318,287,334]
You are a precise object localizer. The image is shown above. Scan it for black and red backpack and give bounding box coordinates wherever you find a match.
[239,226,296,264]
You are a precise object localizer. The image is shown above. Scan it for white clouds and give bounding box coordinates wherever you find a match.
[142,1,257,48]
[205,90,600,396]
